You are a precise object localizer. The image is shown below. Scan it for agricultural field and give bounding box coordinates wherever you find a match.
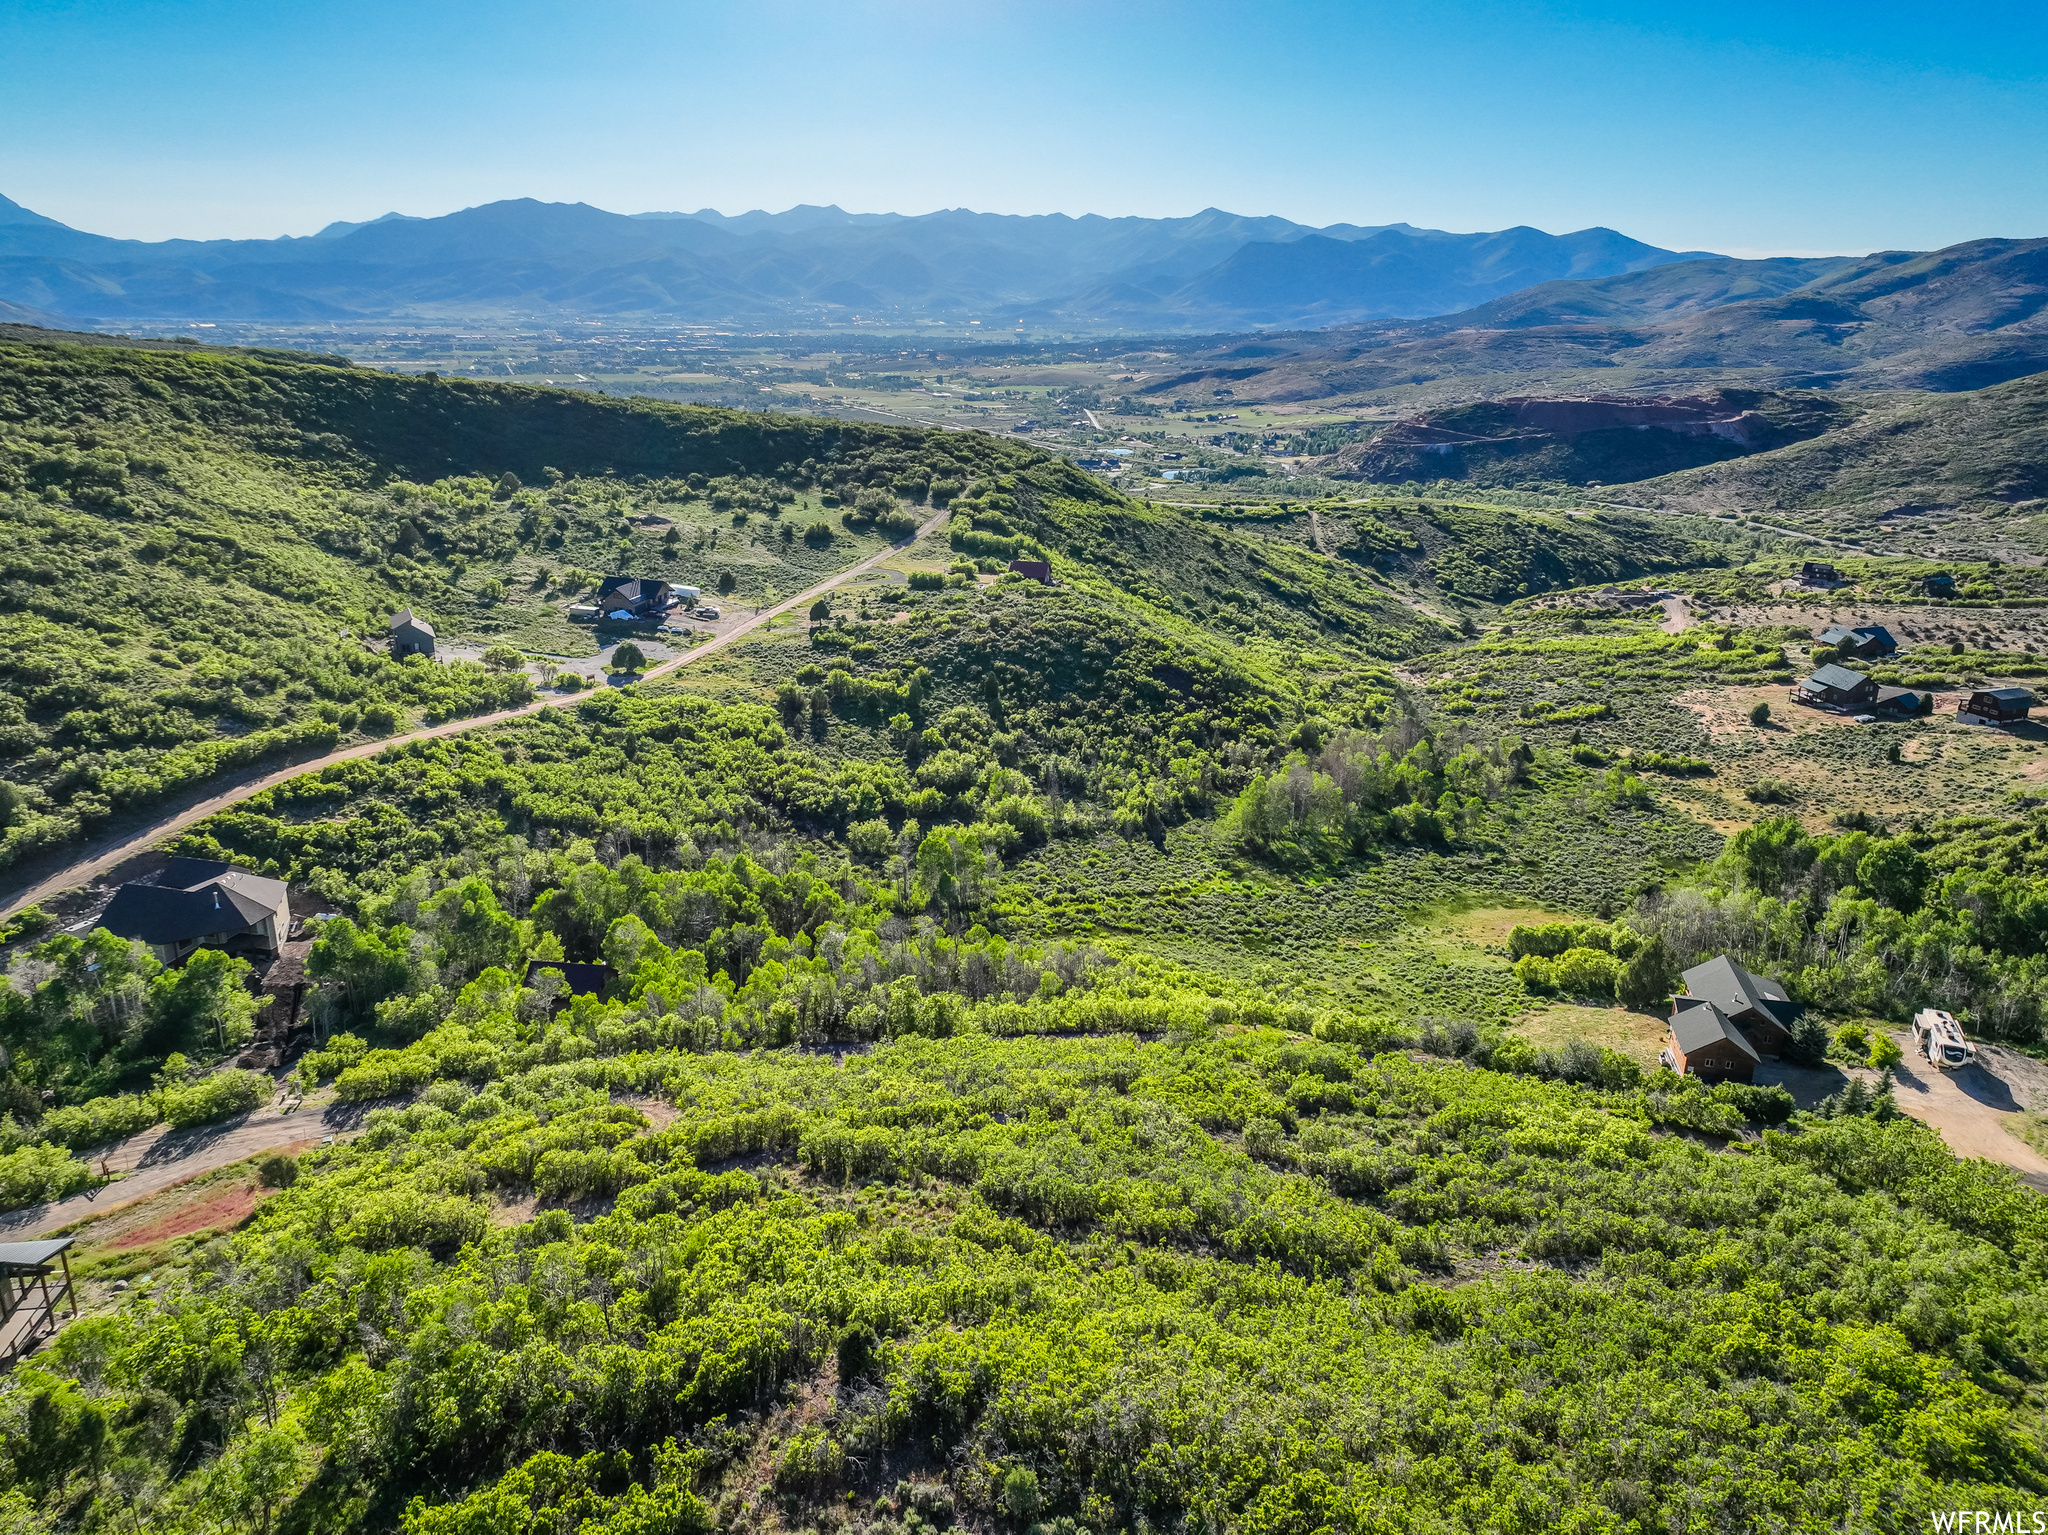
[1,334,2046,1535]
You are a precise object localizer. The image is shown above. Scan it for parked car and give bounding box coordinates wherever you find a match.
[693,605,722,620]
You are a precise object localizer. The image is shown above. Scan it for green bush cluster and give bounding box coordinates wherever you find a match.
[36,1092,157,1151]
[161,1069,273,1129]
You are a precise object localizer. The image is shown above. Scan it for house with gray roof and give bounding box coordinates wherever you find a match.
[1795,663,1878,711]
[1675,954,1800,1060]
[1817,623,1896,658]
[595,577,675,620]
[1875,685,1931,716]
[1959,687,2035,726]
[390,608,435,658]
[1663,997,1761,1083]
[99,858,290,965]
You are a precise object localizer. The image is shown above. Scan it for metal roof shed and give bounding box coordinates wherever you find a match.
[0,1237,77,1370]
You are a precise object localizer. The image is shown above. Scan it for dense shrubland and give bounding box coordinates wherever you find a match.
[1349,500,1727,603]
[8,335,2048,1534]
[4,1022,2044,1532]
[0,338,1066,868]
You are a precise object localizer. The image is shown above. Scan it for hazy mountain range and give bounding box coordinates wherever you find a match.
[0,192,1716,329]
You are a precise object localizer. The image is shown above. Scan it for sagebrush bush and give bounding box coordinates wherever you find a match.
[161,1070,272,1129]
[0,1142,91,1210]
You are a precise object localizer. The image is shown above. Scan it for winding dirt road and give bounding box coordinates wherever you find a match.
[0,1097,369,1239]
[0,511,948,922]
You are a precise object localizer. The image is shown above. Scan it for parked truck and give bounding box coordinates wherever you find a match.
[1910,1008,1976,1071]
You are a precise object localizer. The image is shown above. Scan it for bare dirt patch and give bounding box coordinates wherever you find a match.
[1763,1034,2048,1185]
[110,1182,269,1249]
[1885,1039,2048,1179]
[1516,1004,1670,1067]
[1671,684,2044,832]
[617,1092,678,1131]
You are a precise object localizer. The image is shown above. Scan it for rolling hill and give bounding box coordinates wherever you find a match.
[2,325,2048,1535]
[1609,369,2048,554]
[1146,237,2048,406]
[1310,389,1862,488]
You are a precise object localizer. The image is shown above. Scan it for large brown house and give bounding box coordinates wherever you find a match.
[1794,663,1878,712]
[1665,955,1801,1073]
[1664,998,1761,1083]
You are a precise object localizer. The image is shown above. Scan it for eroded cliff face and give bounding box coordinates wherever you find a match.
[1312,388,1860,486]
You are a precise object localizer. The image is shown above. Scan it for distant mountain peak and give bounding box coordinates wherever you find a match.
[314,210,423,239]
[0,192,75,230]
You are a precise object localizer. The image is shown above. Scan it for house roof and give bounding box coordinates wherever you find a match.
[1818,624,1895,651]
[1680,954,1794,1032]
[524,960,614,998]
[1803,663,1873,694]
[1671,997,1762,1062]
[0,1237,74,1271]
[597,577,671,605]
[1974,687,2035,705]
[390,607,435,637]
[1875,686,1924,707]
[100,861,286,946]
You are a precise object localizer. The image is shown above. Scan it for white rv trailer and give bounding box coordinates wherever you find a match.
[1911,1009,1975,1071]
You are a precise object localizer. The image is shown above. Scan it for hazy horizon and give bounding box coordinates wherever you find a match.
[3,0,2039,253]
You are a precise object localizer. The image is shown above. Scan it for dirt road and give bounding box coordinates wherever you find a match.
[0,1095,375,1239]
[0,511,948,923]
[1761,1032,2048,1192]
[1660,595,1693,635]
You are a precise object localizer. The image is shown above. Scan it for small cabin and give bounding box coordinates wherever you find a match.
[1959,687,2034,726]
[1799,561,1839,586]
[1817,623,1896,659]
[1795,663,1877,711]
[1875,685,1930,716]
[1007,559,1053,585]
[390,608,435,658]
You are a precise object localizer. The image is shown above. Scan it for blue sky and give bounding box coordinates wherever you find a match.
[3,0,2044,253]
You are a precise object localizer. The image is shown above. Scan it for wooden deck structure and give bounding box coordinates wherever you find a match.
[0,1237,77,1369]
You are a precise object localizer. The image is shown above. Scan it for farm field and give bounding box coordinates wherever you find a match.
[0,332,2045,1535]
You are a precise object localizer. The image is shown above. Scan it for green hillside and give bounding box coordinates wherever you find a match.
[1614,369,2048,555]
[0,336,1054,874]
[1313,390,1860,490]
[3,338,2048,1535]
